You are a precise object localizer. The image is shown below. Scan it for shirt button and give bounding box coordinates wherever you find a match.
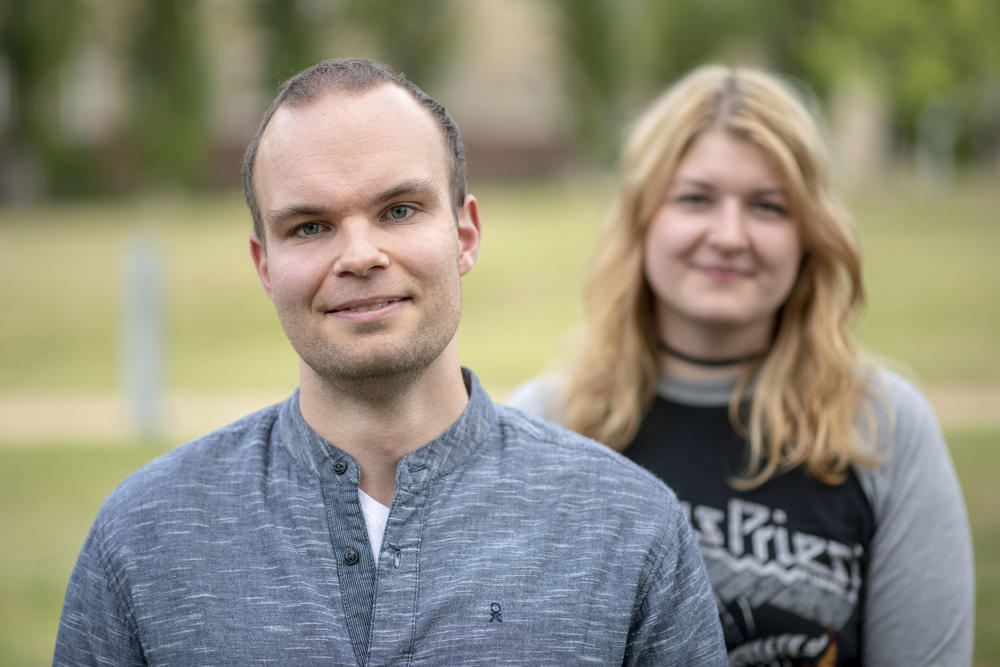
[332,460,348,475]
[343,548,359,565]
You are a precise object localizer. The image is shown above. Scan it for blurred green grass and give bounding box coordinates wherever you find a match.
[1,176,997,399]
[853,175,1000,383]
[2,428,994,665]
[1,175,998,663]
[0,181,606,399]
[0,441,173,665]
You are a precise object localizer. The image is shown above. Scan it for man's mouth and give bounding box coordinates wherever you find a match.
[328,297,408,315]
[340,300,398,313]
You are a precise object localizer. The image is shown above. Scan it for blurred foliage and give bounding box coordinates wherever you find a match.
[802,0,1000,158]
[345,0,454,89]
[0,0,87,195]
[0,0,997,199]
[560,0,1000,161]
[127,1,211,189]
[253,0,322,91]
[555,0,626,162]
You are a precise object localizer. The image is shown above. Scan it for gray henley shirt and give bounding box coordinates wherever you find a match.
[54,369,726,666]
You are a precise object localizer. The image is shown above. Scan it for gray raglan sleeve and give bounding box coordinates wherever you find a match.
[625,501,728,667]
[857,373,974,666]
[504,374,565,422]
[53,519,145,666]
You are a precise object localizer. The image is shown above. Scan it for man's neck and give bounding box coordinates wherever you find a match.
[297,346,470,506]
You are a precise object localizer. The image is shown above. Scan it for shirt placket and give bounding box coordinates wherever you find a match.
[365,466,428,664]
[322,466,377,667]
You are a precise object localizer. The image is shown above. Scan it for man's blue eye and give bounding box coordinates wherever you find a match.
[299,222,321,236]
[388,205,411,220]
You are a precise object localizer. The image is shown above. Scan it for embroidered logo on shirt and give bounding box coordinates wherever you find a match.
[489,602,503,623]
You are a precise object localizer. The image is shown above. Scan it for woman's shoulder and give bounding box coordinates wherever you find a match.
[859,365,941,444]
[853,365,954,507]
[504,372,569,424]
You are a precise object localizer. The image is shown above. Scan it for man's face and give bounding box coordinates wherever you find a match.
[250,84,480,384]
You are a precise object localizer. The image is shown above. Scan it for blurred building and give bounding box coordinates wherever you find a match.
[0,0,575,200]
[2,0,998,200]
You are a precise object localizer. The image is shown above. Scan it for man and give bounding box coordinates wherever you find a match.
[55,58,726,665]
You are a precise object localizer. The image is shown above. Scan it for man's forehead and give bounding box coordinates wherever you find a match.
[254,84,452,215]
[262,83,441,153]
[258,84,449,180]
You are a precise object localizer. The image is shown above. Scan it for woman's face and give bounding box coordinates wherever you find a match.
[643,130,803,352]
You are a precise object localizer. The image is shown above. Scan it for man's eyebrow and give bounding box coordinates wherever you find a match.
[263,179,444,224]
[264,203,331,226]
[372,179,443,205]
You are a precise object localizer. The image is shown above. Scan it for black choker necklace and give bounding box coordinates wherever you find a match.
[657,341,767,367]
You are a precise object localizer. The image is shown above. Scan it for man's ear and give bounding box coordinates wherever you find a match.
[249,232,273,298]
[456,195,481,276]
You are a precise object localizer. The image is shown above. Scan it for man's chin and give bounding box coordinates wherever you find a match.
[300,345,442,386]
[290,311,460,387]
[322,359,423,382]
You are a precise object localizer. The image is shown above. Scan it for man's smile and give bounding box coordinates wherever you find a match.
[326,296,410,321]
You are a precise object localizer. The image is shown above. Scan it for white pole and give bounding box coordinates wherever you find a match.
[122,231,163,439]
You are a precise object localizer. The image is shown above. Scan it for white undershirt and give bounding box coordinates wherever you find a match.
[357,488,391,564]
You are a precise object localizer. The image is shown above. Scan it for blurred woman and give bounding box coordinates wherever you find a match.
[508,65,973,665]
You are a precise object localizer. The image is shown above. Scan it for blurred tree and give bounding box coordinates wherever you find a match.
[556,0,821,162]
[0,0,84,198]
[555,0,999,168]
[627,0,826,105]
[633,0,737,88]
[555,0,626,163]
[252,0,322,91]
[345,0,454,89]
[127,0,210,188]
[4,0,997,197]
[801,0,1000,157]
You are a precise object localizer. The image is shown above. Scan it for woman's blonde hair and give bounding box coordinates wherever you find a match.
[563,64,881,488]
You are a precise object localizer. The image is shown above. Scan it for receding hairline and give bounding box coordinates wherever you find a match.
[255,81,448,164]
[250,84,457,230]
[242,58,468,241]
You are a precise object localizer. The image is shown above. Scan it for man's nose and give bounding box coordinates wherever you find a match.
[332,222,390,276]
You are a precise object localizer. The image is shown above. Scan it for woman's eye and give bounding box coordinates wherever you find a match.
[676,193,711,206]
[754,201,788,217]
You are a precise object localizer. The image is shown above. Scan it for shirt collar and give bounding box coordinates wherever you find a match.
[656,372,753,406]
[277,368,496,488]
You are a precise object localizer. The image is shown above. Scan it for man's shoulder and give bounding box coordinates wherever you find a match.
[494,402,680,511]
[97,400,286,527]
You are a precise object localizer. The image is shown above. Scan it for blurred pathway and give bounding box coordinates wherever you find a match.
[0,393,287,444]
[0,384,997,445]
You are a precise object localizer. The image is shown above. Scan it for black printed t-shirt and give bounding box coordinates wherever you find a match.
[625,396,875,667]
